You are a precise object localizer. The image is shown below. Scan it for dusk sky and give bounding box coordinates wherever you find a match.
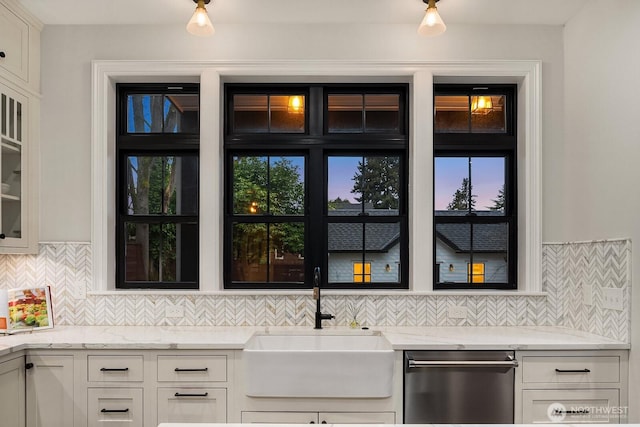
[434,157,504,210]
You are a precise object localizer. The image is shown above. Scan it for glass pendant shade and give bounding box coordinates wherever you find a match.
[417,0,446,36]
[187,0,214,36]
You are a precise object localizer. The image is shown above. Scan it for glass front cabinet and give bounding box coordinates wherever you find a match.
[0,82,35,253]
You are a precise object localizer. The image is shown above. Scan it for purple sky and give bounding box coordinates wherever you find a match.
[434,157,504,210]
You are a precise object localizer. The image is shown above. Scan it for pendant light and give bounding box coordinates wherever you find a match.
[418,0,446,37]
[187,0,214,37]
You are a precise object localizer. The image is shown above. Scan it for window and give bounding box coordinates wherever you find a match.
[353,262,372,283]
[116,84,200,289]
[467,263,485,283]
[433,84,517,290]
[225,84,408,289]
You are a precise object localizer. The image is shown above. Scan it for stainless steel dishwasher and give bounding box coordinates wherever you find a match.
[404,350,518,424]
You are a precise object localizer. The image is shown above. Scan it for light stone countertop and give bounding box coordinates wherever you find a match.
[0,324,629,357]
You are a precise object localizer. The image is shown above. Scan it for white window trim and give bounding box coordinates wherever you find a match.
[91,60,541,293]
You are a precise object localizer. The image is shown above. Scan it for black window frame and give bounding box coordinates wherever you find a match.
[224,84,409,290]
[433,84,517,290]
[115,83,200,290]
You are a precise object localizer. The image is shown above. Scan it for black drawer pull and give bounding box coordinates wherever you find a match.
[101,408,129,413]
[100,367,129,372]
[0,52,6,58]
[559,409,590,415]
[555,368,591,373]
[174,367,208,372]
[174,392,209,397]
[25,363,34,370]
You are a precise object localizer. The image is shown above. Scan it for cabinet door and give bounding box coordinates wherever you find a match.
[319,411,396,424]
[26,355,74,427]
[0,3,29,82]
[522,389,620,424]
[0,356,26,427]
[157,388,226,423]
[0,82,28,250]
[87,387,143,427]
[241,411,318,424]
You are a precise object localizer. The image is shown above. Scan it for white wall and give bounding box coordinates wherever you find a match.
[563,1,640,421]
[39,22,564,241]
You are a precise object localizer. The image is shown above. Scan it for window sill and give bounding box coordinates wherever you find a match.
[89,289,548,297]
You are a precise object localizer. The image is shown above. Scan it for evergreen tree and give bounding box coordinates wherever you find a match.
[447,177,476,211]
[351,156,399,209]
[488,184,505,211]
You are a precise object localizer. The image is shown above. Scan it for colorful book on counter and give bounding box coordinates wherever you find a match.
[0,286,54,333]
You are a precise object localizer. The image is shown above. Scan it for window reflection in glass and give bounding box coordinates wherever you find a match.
[233,94,305,133]
[328,94,401,133]
[434,94,506,134]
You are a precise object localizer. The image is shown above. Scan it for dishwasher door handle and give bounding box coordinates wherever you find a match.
[407,359,519,369]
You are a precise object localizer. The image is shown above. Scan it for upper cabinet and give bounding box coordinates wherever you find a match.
[0,0,40,253]
[0,0,41,90]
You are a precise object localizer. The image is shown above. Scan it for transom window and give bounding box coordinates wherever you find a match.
[225,84,409,289]
[433,84,517,290]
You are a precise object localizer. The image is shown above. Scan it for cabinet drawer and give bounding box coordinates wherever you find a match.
[88,387,143,427]
[522,389,620,424]
[522,356,619,384]
[0,3,29,81]
[157,355,226,382]
[158,387,226,423]
[88,355,144,382]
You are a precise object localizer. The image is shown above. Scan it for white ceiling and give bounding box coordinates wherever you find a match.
[17,0,589,26]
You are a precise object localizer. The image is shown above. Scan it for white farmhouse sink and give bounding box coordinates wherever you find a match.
[243,333,395,398]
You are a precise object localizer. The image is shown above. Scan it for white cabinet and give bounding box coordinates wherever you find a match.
[25,354,75,427]
[0,68,37,253]
[522,389,620,424]
[0,355,26,427]
[241,411,395,424]
[0,2,29,83]
[156,353,229,424]
[0,1,39,254]
[88,387,144,427]
[157,388,226,423]
[515,350,628,424]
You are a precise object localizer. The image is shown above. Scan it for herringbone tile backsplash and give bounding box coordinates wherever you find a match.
[0,239,631,342]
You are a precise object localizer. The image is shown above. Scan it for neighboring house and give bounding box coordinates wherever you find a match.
[435,217,508,284]
[325,205,508,285]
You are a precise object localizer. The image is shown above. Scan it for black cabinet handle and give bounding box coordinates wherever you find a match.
[0,52,6,58]
[174,392,209,397]
[559,409,590,415]
[25,362,34,370]
[100,367,129,372]
[101,408,129,413]
[0,234,5,239]
[321,421,327,424]
[174,367,208,372]
[555,368,591,373]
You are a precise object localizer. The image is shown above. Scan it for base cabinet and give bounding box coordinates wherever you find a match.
[88,387,143,427]
[157,388,226,423]
[522,389,620,424]
[26,354,75,427]
[515,350,628,424]
[241,411,395,424]
[0,355,26,427]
